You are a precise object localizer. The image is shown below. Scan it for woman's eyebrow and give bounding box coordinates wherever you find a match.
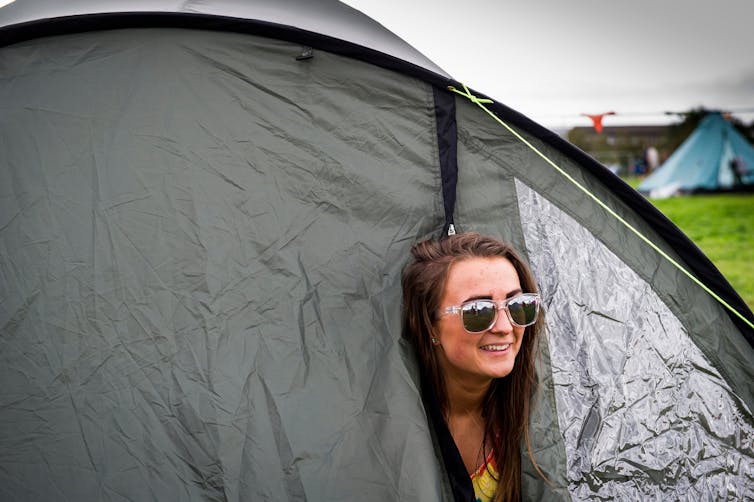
[462,288,523,302]
[462,294,492,302]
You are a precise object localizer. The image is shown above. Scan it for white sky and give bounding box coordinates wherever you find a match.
[342,0,754,131]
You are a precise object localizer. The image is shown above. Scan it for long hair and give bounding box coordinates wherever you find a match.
[401,233,544,502]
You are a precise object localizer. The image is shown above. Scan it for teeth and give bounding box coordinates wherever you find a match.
[481,344,510,351]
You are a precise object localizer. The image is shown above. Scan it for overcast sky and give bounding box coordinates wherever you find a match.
[343,0,754,131]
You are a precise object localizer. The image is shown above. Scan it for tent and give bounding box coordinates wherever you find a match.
[1,1,753,500]
[638,112,754,196]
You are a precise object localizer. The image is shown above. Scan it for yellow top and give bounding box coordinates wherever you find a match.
[470,452,498,502]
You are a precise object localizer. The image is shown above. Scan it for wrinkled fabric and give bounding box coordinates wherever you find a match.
[517,181,754,500]
[0,29,449,501]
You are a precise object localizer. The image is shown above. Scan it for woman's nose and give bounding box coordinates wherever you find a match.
[489,307,513,334]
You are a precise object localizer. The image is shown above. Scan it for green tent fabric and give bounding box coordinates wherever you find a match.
[1,1,753,501]
[638,112,754,195]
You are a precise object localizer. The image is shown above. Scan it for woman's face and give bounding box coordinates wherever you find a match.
[435,257,525,387]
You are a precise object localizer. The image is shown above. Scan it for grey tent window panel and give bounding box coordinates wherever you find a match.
[516,180,754,500]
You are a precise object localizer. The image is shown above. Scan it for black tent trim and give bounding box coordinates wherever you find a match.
[2,11,750,343]
[0,12,454,87]
[433,86,459,237]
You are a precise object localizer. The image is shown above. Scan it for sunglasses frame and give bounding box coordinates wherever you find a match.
[441,293,541,334]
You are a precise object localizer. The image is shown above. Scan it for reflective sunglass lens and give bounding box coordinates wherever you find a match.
[508,297,538,326]
[461,301,496,333]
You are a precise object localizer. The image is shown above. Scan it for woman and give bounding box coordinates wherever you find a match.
[402,233,544,502]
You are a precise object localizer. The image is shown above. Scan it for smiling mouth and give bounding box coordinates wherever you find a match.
[480,344,510,352]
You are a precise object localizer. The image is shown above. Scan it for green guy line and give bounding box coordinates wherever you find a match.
[448,83,754,330]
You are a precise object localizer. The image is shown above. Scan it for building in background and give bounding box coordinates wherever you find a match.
[567,125,670,176]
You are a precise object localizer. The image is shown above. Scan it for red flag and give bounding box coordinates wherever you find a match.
[582,112,616,133]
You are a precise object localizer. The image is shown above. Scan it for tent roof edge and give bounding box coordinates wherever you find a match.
[0,1,451,78]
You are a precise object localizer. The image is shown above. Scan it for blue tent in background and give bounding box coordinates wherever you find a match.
[638,112,754,196]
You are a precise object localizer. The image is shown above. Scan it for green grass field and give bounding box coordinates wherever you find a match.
[623,177,754,312]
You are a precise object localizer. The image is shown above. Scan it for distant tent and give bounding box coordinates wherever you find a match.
[1,1,753,501]
[638,112,754,196]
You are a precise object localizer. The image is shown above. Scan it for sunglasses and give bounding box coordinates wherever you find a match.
[442,293,541,333]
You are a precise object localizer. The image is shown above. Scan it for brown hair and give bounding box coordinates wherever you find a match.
[401,233,544,502]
